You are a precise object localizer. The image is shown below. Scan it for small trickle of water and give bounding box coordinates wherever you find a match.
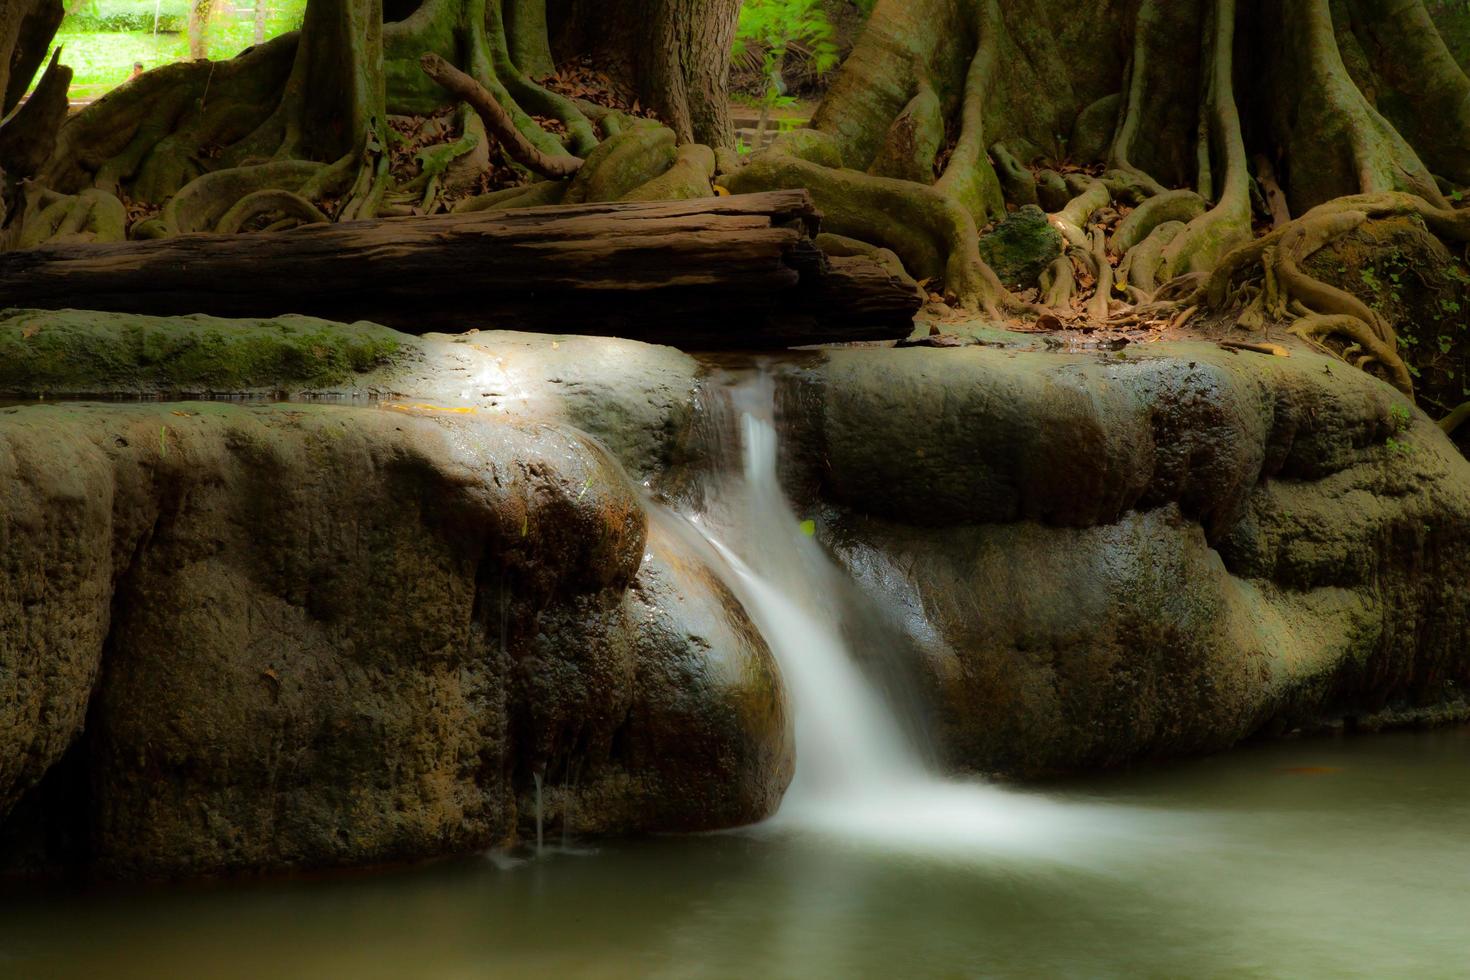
[656,369,1168,862]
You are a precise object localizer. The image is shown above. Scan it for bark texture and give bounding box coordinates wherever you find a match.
[6,0,1470,384]
[550,0,740,147]
[721,0,1470,395]
[0,0,61,113]
[0,191,920,346]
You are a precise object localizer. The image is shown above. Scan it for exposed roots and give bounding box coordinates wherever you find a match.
[16,184,126,246]
[216,188,330,234]
[727,144,1018,315]
[1290,313,1413,394]
[5,0,1469,400]
[420,51,582,180]
[1185,191,1470,397]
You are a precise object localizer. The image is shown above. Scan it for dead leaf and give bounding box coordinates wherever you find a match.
[1220,341,1290,357]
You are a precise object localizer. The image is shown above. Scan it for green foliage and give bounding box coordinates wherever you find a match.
[736,0,840,72]
[1390,402,1413,431]
[1386,404,1414,456]
[735,0,839,112]
[33,0,306,99]
[65,0,190,33]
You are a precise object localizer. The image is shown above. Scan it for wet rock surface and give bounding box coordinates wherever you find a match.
[786,344,1470,775]
[0,401,785,878]
[3,308,1470,872]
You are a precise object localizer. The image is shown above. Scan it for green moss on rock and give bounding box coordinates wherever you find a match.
[0,310,410,396]
[977,204,1064,289]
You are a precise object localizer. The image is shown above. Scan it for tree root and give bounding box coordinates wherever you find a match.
[1125,219,1185,292]
[1440,401,1470,437]
[1290,313,1413,395]
[1050,178,1110,249]
[867,74,944,185]
[990,142,1037,208]
[17,185,127,246]
[162,159,329,235]
[620,144,716,202]
[216,189,329,234]
[1040,255,1075,308]
[420,52,582,180]
[1110,189,1205,255]
[1087,229,1114,322]
[1190,190,1430,395]
[564,123,675,204]
[452,179,567,212]
[726,147,1021,315]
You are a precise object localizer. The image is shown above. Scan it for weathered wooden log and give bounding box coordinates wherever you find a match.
[0,190,919,348]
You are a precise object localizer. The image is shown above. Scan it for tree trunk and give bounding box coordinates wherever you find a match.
[549,0,740,147]
[187,0,212,60]
[0,191,920,346]
[0,0,62,113]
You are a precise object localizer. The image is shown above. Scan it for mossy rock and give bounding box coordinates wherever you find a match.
[1304,215,1470,422]
[977,204,1064,290]
[0,310,409,396]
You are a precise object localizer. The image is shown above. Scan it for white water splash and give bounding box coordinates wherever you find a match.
[661,371,1190,864]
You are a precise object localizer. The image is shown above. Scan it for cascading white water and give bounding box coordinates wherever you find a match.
[662,371,1180,861]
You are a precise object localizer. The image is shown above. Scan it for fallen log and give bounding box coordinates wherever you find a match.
[0,190,919,348]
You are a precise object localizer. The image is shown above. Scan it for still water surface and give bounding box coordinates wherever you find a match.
[1,726,1466,979]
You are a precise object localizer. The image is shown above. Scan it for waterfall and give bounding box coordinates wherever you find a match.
[653,369,1168,860]
[698,376,920,807]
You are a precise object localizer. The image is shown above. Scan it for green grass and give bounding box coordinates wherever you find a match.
[35,1,305,100]
[45,30,186,98]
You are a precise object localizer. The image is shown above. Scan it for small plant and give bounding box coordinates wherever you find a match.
[1390,402,1412,431]
[1386,403,1414,457]
[734,0,840,141]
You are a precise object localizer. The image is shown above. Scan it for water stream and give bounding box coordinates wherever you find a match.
[656,369,1167,861]
[2,375,1467,976]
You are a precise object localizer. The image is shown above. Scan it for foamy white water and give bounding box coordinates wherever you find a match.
[655,371,1187,864]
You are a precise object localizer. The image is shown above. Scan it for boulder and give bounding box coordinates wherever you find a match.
[6,306,1470,870]
[0,402,787,878]
[977,205,1065,290]
[788,342,1470,774]
[0,309,701,480]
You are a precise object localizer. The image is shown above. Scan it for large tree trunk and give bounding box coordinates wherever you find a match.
[0,0,62,113]
[8,0,1470,403]
[549,0,740,147]
[0,191,921,346]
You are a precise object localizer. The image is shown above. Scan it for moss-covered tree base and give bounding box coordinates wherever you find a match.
[9,0,1470,408]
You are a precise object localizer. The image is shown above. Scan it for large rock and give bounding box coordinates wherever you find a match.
[5,307,1470,872]
[1303,214,1470,448]
[0,402,787,877]
[788,342,1470,774]
[0,310,701,480]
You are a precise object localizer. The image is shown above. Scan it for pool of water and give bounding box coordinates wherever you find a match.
[2,726,1465,979]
